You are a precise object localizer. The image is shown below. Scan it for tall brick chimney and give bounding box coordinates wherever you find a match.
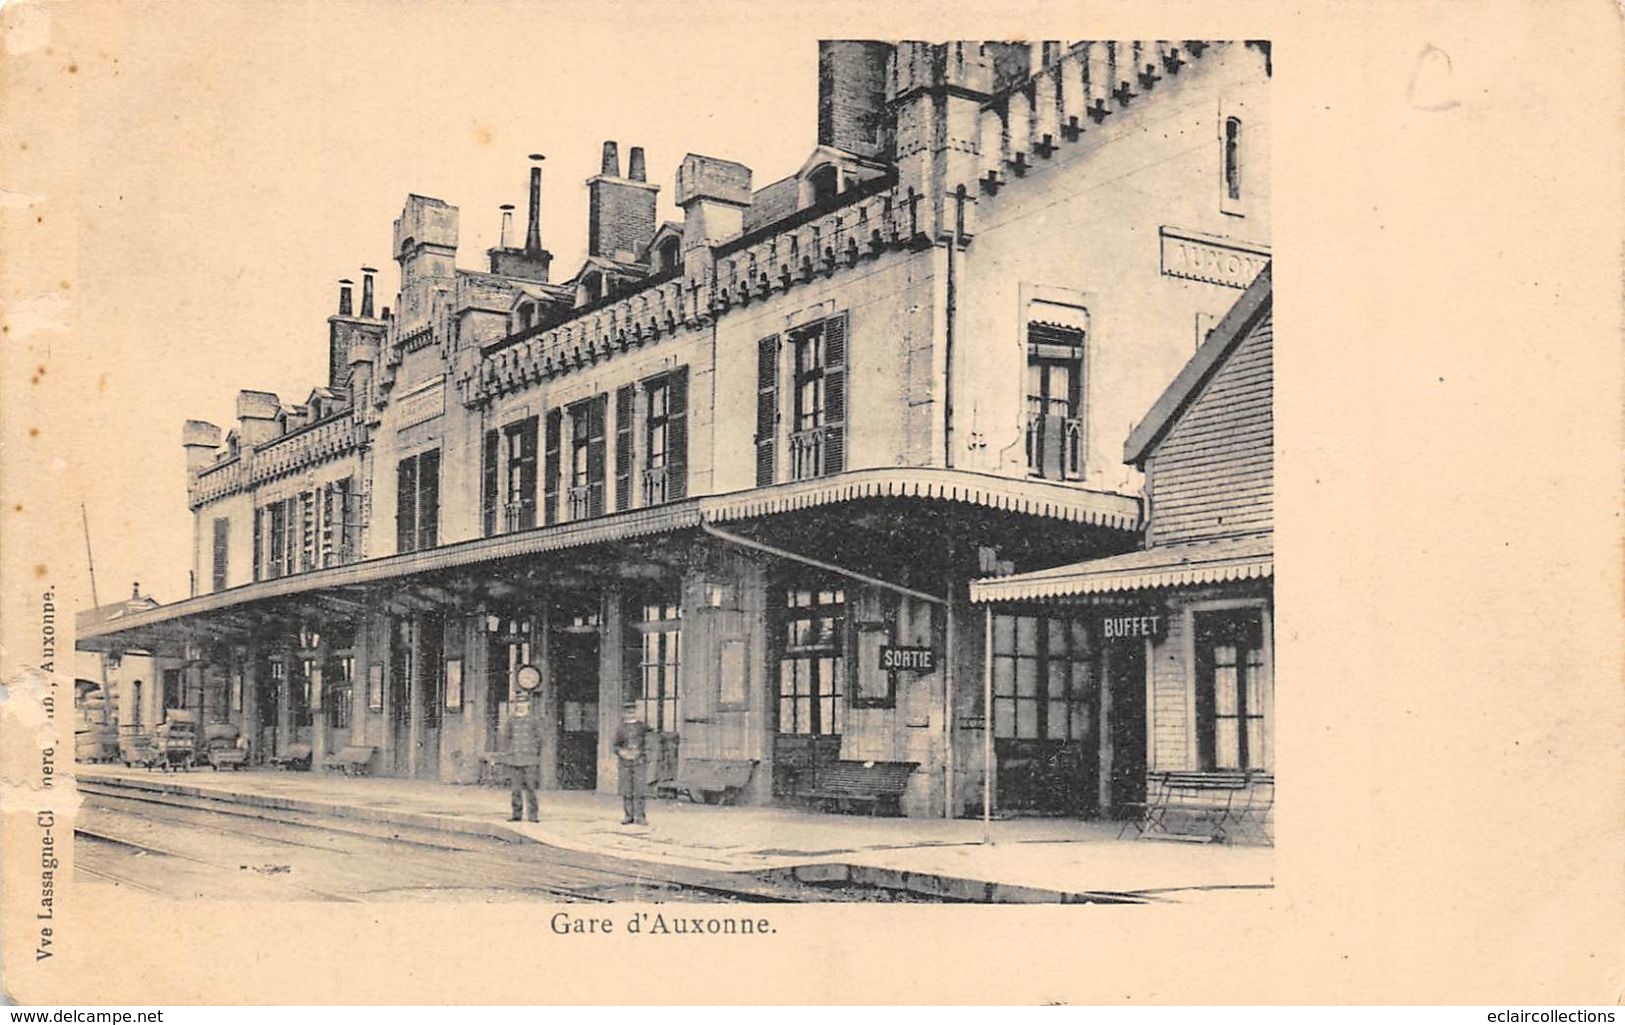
[525,153,544,253]
[337,278,354,316]
[360,267,376,319]
[487,154,553,282]
[587,140,659,263]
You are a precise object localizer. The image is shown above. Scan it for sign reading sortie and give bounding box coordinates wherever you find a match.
[879,645,935,672]
[1159,227,1270,290]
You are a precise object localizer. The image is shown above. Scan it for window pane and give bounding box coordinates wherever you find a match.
[1046,700,1068,740]
[1047,662,1069,698]
[779,696,795,731]
[994,614,1015,653]
[1016,658,1039,697]
[1247,718,1267,769]
[1071,705,1089,741]
[1215,719,1241,769]
[1070,620,1090,652]
[993,697,1016,739]
[1016,700,1039,738]
[818,658,836,695]
[818,696,834,735]
[993,656,1015,698]
[796,697,812,734]
[1215,665,1239,716]
[1245,648,1265,714]
[1016,616,1038,653]
[779,661,794,695]
[1047,619,1069,656]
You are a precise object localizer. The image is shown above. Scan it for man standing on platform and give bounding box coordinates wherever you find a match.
[502,693,544,822]
[613,701,650,826]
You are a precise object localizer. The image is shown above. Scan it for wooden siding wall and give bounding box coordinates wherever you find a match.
[1147,309,1273,545]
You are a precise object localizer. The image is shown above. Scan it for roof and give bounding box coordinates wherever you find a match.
[80,469,1141,646]
[970,532,1273,603]
[1124,263,1272,466]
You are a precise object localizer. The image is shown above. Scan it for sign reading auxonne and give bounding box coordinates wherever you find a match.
[1159,227,1270,290]
[395,374,446,429]
[879,645,935,672]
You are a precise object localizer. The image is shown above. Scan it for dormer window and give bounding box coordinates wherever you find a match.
[580,272,604,305]
[517,302,536,330]
[657,237,681,273]
[808,164,839,207]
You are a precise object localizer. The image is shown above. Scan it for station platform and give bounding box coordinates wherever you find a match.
[73,764,1273,903]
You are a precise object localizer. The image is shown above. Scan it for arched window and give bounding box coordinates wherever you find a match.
[807,164,839,207]
[1224,117,1242,201]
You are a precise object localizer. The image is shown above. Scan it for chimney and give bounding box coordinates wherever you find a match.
[525,153,544,252]
[182,419,222,472]
[337,278,354,317]
[360,267,376,319]
[499,204,515,249]
[132,582,141,600]
[676,153,753,251]
[587,140,659,261]
[817,41,895,160]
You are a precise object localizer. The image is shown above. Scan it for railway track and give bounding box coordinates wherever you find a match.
[76,781,781,903]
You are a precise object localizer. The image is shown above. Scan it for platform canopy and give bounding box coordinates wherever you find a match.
[969,531,1272,604]
[77,468,1143,653]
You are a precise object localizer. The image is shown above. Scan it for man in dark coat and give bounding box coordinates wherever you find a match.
[612,702,650,825]
[501,696,545,822]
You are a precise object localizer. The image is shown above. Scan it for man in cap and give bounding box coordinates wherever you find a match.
[500,693,545,822]
[612,701,650,825]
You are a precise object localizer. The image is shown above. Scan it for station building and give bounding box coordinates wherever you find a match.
[77,40,1272,819]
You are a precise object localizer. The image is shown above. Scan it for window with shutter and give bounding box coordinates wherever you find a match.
[543,409,562,525]
[587,394,607,518]
[252,508,263,582]
[211,517,230,592]
[481,428,499,537]
[396,458,417,553]
[823,313,847,474]
[667,367,689,500]
[615,384,635,511]
[499,417,538,531]
[1024,322,1085,481]
[417,449,439,548]
[755,334,780,486]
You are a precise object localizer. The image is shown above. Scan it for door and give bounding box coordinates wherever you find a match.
[414,614,444,780]
[772,583,847,798]
[1106,641,1147,814]
[552,620,599,789]
[387,620,412,775]
[633,597,683,790]
[991,613,1097,815]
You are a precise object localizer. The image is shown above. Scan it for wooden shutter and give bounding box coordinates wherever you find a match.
[543,409,562,525]
[614,384,635,511]
[417,449,440,548]
[396,457,417,553]
[587,393,608,518]
[516,416,538,529]
[755,334,780,486]
[252,507,263,582]
[336,477,355,562]
[481,428,499,536]
[823,313,848,474]
[667,367,689,500]
[211,517,229,591]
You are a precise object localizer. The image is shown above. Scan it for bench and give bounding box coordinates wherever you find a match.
[267,743,313,771]
[672,759,757,805]
[1123,771,1270,843]
[324,745,377,776]
[806,760,917,816]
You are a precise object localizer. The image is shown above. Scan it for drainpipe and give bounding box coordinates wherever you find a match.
[942,187,966,468]
[982,603,994,843]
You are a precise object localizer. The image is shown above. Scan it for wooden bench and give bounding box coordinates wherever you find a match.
[806,760,917,816]
[324,745,376,776]
[267,743,313,771]
[673,759,757,805]
[1125,770,1265,843]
